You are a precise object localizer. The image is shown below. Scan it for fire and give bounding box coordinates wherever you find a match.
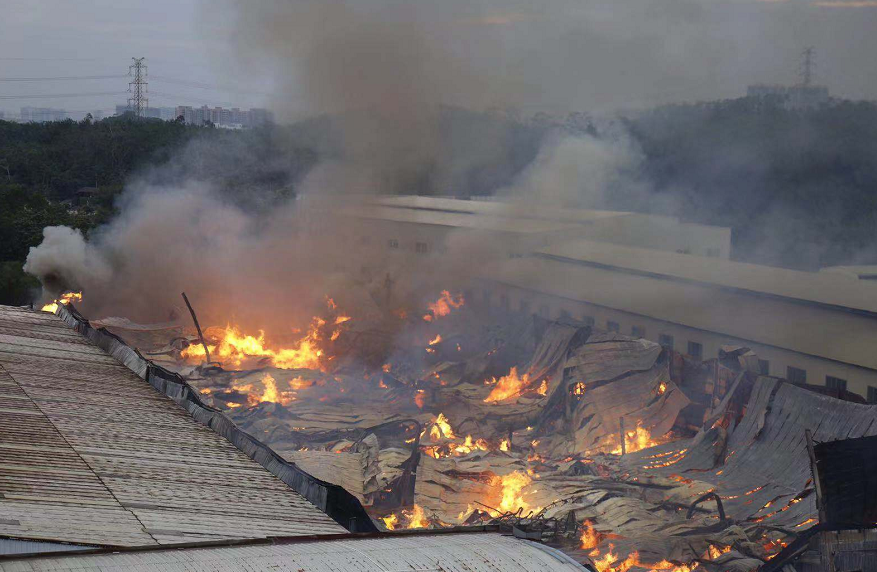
[658,382,667,394]
[381,513,398,530]
[573,382,587,395]
[428,334,442,345]
[590,545,699,572]
[41,291,82,313]
[453,435,490,455]
[536,379,549,396]
[705,545,730,560]
[491,470,534,513]
[258,374,296,405]
[609,421,664,455]
[414,390,426,409]
[407,504,429,528]
[580,520,603,550]
[422,290,464,321]
[499,438,510,452]
[381,504,430,530]
[484,367,532,403]
[429,413,456,440]
[180,311,349,371]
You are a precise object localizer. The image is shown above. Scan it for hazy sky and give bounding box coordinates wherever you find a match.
[1,0,875,120]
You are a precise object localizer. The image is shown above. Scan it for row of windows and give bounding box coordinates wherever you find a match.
[501,295,866,399]
[386,238,433,255]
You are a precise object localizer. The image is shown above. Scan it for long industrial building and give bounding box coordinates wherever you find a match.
[333,195,877,399]
[0,304,586,571]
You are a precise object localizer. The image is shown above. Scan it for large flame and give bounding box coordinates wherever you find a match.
[429,413,456,440]
[41,291,82,313]
[590,545,699,572]
[608,421,666,455]
[382,504,430,530]
[484,367,531,403]
[181,310,349,371]
[491,470,534,514]
[422,290,464,322]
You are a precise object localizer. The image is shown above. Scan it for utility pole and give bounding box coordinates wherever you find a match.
[800,47,815,87]
[127,57,148,118]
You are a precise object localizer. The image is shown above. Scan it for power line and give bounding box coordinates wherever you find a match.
[150,75,284,97]
[0,75,127,82]
[0,92,128,100]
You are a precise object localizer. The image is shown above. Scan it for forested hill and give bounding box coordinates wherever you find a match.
[2,98,877,305]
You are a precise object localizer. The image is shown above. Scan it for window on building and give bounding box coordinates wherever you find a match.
[415,241,429,254]
[520,300,531,315]
[787,366,807,384]
[538,304,550,318]
[631,325,645,338]
[387,238,399,249]
[687,341,703,359]
[606,321,620,333]
[826,376,847,392]
[868,386,877,403]
[758,359,770,375]
[658,334,674,350]
[582,315,595,327]
[559,309,572,320]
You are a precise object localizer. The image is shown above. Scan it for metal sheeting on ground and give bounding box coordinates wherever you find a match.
[0,533,588,571]
[622,377,877,531]
[0,305,345,547]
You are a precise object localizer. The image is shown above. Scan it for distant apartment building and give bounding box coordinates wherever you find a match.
[746,83,830,110]
[174,105,273,127]
[20,107,68,123]
[114,105,177,120]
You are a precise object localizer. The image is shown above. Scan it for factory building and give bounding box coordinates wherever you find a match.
[334,195,877,400]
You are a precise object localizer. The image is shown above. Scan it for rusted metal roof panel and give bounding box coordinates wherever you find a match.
[0,533,588,571]
[0,305,345,547]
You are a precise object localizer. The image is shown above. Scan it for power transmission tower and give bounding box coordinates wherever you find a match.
[127,57,148,118]
[799,47,815,87]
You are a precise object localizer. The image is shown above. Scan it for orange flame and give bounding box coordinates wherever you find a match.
[41,291,82,313]
[429,413,456,440]
[490,470,535,513]
[423,290,464,321]
[484,367,531,403]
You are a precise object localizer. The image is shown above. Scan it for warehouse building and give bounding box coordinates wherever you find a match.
[331,195,877,400]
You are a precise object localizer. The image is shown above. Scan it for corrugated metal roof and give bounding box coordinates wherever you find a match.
[0,305,345,547]
[0,532,587,571]
[338,205,584,234]
[370,195,632,224]
[481,256,877,370]
[537,238,877,315]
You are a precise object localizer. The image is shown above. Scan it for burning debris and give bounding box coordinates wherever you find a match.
[69,286,874,572]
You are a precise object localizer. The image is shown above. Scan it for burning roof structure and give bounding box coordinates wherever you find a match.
[21,278,875,572]
[0,303,587,571]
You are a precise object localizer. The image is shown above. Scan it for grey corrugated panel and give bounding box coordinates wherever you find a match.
[622,378,877,530]
[0,305,349,547]
[0,533,589,571]
[53,304,375,534]
[0,539,90,556]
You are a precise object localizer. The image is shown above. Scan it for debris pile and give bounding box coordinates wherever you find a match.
[80,293,877,571]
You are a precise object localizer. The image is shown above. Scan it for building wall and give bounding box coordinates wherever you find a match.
[481,280,877,399]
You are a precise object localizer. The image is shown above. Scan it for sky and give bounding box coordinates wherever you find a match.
[1,0,876,121]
